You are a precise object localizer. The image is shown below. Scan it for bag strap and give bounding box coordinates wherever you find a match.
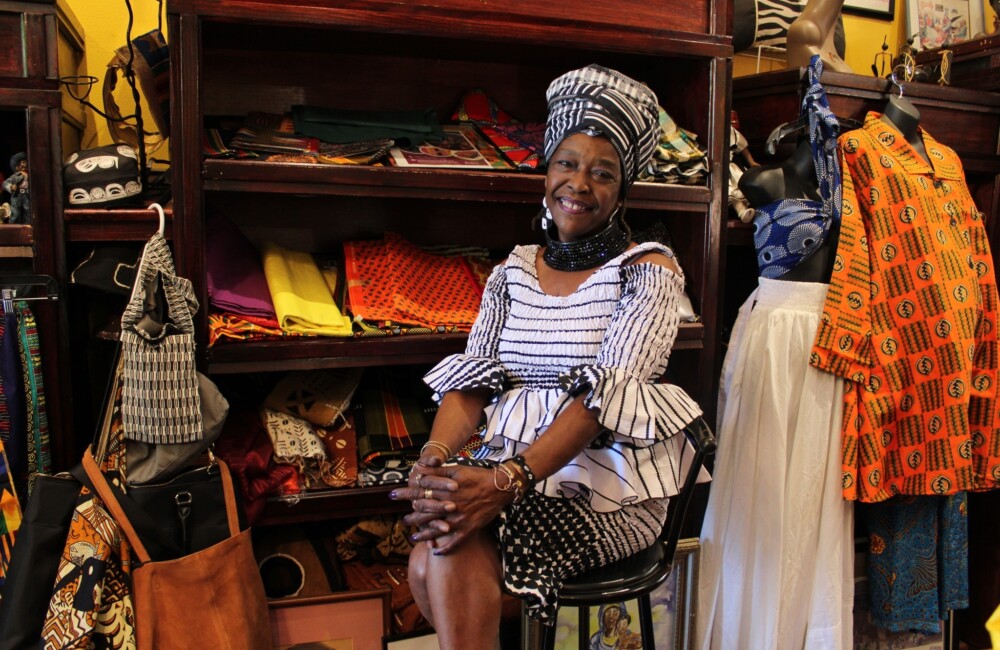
[82,449,240,564]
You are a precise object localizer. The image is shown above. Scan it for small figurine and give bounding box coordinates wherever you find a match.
[2,152,29,224]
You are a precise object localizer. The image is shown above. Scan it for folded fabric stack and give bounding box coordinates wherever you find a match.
[640,107,710,185]
[343,232,488,335]
[452,89,545,170]
[354,367,438,487]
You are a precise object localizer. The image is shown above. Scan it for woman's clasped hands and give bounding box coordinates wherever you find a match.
[390,442,515,555]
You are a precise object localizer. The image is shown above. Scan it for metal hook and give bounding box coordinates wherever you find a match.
[889,71,905,98]
[150,202,165,236]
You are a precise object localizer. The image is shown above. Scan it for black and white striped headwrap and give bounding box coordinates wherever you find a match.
[544,64,660,189]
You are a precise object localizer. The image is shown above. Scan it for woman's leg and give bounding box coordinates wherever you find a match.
[412,528,504,650]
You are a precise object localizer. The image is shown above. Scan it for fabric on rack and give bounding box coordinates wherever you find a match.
[316,413,358,488]
[343,232,483,331]
[16,302,51,487]
[261,242,353,337]
[41,381,135,648]
[0,437,21,590]
[208,311,304,346]
[0,309,27,503]
[811,113,1000,501]
[750,55,842,279]
[858,493,968,633]
[697,278,853,650]
[206,213,277,320]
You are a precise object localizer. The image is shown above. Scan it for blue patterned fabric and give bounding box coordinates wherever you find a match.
[751,55,842,279]
[859,494,969,633]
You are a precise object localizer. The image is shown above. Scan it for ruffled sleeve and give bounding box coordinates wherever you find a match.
[556,262,702,441]
[424,262,509,401]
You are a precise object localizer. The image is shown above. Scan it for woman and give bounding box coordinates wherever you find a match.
[390,64,707,650]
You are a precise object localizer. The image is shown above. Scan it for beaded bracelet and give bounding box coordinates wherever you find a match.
[506,454,537,492]
[420,440,453,460]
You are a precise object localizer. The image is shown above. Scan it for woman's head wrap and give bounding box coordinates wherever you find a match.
[543,64,660,189]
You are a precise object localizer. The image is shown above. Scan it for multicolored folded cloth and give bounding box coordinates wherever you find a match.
[208,311,304,346]
[262,242,354,337]
[355,368,437,468]
[639,107,710,185]
[452,89,544,170]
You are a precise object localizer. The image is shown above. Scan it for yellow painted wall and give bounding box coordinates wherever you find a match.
[59,0,166,167]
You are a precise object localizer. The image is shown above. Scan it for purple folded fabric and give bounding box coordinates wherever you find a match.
[206,213,277,320]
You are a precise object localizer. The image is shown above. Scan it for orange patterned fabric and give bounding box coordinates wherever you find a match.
[343,233,484,331]
[811,112,1000,502]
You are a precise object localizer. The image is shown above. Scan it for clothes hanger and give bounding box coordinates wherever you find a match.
[0,274,59,312]
[150,202,165,236]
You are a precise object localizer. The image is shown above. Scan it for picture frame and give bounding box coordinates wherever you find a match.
[907,0,986,50]
[843,0,896,19]
[269,589,392,650]
[553,538,701,650]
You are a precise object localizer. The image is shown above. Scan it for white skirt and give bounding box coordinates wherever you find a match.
[697,278,854,650]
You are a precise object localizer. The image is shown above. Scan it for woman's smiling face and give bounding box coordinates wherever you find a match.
[544,132,623,243]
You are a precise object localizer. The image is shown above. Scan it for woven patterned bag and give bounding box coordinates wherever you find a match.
[119,231,203,443]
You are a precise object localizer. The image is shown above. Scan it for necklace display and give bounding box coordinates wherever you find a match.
[543,218,630,271]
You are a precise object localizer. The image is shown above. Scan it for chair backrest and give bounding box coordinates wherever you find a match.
[661,416,717,564]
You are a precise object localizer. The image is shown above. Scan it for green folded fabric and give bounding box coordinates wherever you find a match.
[292,105,443,144]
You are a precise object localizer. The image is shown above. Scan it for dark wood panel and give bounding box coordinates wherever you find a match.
[0,224,31,245]
[64,205,173,242]
[202,160,710,209]
[173,0,728,50]
[206,323,704,374]
[0,12,23,77]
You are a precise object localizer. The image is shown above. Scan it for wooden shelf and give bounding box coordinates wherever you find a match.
[64,204,173,242]
[203,160,712,211]
[0,224,33,247]
[205,322,708,374]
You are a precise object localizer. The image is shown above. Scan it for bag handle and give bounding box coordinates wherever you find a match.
[82,449,240,564]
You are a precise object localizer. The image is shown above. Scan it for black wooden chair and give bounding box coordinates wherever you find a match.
[521,416,717,650]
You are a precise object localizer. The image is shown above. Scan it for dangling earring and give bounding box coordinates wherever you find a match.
[540,197,553,230]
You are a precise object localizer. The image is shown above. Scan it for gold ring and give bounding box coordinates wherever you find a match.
[424,488,433,499]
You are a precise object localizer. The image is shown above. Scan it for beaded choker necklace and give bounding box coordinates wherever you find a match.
[543,219,630,271]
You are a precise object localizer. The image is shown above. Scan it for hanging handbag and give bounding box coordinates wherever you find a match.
[119,229,204,444]
[81,448,271,649]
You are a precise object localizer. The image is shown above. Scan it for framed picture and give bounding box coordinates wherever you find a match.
[907,0,986,50]
[269,589,391,650]
[553,538,701,650]
[843,0,896,19]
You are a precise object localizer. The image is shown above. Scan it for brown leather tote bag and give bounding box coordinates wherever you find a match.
[82,449,271,649]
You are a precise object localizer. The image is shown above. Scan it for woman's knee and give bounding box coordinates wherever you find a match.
[409,541,430,589]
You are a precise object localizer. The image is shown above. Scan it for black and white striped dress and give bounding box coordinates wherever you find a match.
[424,242,709,622]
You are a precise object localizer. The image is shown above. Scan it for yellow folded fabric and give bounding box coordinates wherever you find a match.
[262,242,353,337]
[988,602,1000,650]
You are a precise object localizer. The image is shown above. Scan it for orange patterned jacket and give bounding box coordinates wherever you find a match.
[811,112,1000,502]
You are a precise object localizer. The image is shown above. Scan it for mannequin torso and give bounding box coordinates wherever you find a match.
[880,95,929,165]
[739,138,840,283]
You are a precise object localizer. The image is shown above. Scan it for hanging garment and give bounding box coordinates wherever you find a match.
[697,278,854,650]
[858,493,968,634]
[0,308,27,501]
[15,302,51,488]
[0,436,21,590]
[811,113,1000,502]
